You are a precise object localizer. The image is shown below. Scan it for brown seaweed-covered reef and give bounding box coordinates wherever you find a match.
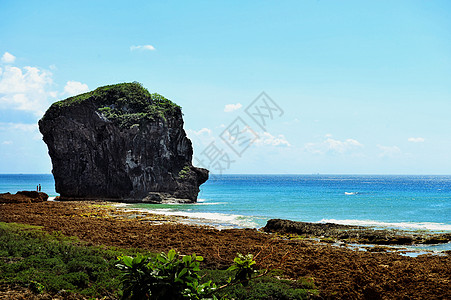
[1,200,450,299]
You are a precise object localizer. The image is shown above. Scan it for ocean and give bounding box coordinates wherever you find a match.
[1,174,450,233]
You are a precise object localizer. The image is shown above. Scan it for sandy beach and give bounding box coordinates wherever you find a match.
[0,200,450,299]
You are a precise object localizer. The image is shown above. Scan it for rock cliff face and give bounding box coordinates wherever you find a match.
[39,82,208,203]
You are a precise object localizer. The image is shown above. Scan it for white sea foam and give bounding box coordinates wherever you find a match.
[133,207,260,229]
[190,199,228,205]
[320,219,451,231]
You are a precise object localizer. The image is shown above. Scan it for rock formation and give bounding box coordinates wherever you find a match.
[0,191,49,203]
[39,82,208,203]
[263,219,451,245]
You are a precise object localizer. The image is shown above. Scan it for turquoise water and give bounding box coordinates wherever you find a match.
[0,174,58,197]
[1,174,450,232]
[130,175,451,231]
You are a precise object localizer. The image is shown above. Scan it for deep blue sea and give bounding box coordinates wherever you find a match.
[1,174,450,232]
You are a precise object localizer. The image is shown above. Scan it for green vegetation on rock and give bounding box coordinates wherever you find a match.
[49,82,181,128]
[178,165,191,179]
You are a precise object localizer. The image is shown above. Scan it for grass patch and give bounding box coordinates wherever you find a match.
[0,222,150,298]
[202,269,318,300]
[1,222,319,299]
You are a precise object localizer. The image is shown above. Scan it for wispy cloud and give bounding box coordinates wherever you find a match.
[64,81,89,96]
[187,128,212,136]
[408,137,425,143]
[255,132,291,147]
[377,144,402,158]
[0,122,37,132]
[0,122,41,140]
[130,45,156,51]
[1,52,16,63]
[224,103,242,112]
[305,136,363,154]
[186,127,215,147]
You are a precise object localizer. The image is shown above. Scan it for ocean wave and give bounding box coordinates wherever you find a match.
[195,202,228,205]
[320,219,451,231]
[194,199,227,205]
[129,207,260,228]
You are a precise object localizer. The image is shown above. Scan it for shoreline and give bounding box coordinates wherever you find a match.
[1,200,450,299]
[116,201,451,253]
[119,201,451,231]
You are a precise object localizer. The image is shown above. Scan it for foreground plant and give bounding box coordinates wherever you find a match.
[116,250,264,299]
[116,249,216,300]
[116,248,317,300]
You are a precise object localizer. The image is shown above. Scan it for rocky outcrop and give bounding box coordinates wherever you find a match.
[0,191,48,203]
[38,82,208,203]
[263,219,451,245]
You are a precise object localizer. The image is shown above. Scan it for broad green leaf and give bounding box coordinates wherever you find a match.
[178,267,188,278]
[156,254,167,263]
[122,256,133,267]
[168,249,176,261]
[183,255,191,264]
[195,255,204,261]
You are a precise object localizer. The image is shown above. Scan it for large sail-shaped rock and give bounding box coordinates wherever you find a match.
[39,82,208,203]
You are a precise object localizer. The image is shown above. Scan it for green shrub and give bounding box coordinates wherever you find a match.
[116,249,216,300]
[29,280,45,294]
[0,222,125,298]
[203,270,317,300]
[116,250,318,300]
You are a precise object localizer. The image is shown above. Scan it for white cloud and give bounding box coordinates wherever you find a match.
[408,137,425,143]
[0,54,90,118]
[255,132,291,147]
[186,127,215,146]
[64,80,89,96]
[224,103,242,112]
[1,52,16,63]
[0,65,55,117]
[130,45,156,51]
[0,122,38,132]
[377,144,402,158]
[2,141,13,145]
[305,137,363,154]
[187,128,212,136]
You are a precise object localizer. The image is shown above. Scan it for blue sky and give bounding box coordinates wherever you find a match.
[1,0,450,174]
